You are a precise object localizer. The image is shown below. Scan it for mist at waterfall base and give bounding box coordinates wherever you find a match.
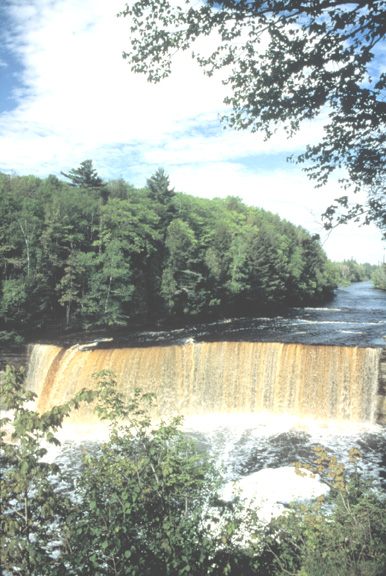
[27,281,386,516]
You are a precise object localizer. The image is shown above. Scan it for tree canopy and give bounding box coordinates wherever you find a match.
[0,166,341,340]
[61,159,109,203]
[119,0,386,237]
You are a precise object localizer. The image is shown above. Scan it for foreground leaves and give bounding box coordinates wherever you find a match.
[121,0,386,237]
[265,447,386,576]
[0,365,95,576]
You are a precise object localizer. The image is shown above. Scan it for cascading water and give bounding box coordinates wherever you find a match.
[26,342,380,423]
[23,281,386,507]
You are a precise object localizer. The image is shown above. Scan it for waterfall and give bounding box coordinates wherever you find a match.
[25,342,381,423]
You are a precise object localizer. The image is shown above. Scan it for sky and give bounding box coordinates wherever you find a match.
[0,0,384,265]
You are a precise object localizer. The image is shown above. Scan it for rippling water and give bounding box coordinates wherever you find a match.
[110,281,386,349]
[184,414,386,487]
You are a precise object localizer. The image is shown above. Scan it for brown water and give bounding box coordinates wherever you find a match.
[26,342,380,423]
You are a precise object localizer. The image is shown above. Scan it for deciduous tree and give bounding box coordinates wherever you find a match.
[120,0,386,237]
[0,366,95,576]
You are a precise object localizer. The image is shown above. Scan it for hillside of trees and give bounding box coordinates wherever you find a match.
[0,161,349,342]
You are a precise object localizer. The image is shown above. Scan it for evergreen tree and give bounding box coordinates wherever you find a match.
[146,167,175,206]
[161,219,204,315]
[144,168,177,317]
[61,159,109,203]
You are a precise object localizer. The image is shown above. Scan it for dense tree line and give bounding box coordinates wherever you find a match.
[0,162,340,341]
[335,259,377,285]
[332,259,386,290]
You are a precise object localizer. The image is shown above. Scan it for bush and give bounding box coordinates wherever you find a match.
[0,365,94,575]
[373,264,386,291]
[264,447,386,576]
[1,367,259,575]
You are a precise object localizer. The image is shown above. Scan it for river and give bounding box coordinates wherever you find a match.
[112,281,386,349]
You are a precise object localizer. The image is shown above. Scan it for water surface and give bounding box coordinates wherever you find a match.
[113,281,386,349]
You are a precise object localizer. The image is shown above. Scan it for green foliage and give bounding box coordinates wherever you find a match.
[120,0,386,238]
[0,367,258,576]
[265,447,386,576]
[1,366,386,575]
[335,259,377,285]
[61,159,108,203]
[373,263,386,290]
[146,167,175,207]
[161,218,203,315]
[0,365,95,576]
[63,371,225,575]
[0,166,339,338]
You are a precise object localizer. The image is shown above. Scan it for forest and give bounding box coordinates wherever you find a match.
[0,161,378,343]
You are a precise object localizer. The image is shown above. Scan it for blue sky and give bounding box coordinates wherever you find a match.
[0,0,384,265]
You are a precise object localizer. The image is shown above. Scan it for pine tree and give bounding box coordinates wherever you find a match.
[61,160,108,203]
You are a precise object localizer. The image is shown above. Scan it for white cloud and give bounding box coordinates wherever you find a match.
[0,0,320,154]
[8,3,223,125]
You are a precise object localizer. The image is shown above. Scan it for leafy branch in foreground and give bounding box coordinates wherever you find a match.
[120,0,386,237]
[0,367,257,576]
[0,365,95,576]
[63,369,257,576]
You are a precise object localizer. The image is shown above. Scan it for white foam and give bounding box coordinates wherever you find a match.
[183,412,381,438]
[222,466,329,523]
